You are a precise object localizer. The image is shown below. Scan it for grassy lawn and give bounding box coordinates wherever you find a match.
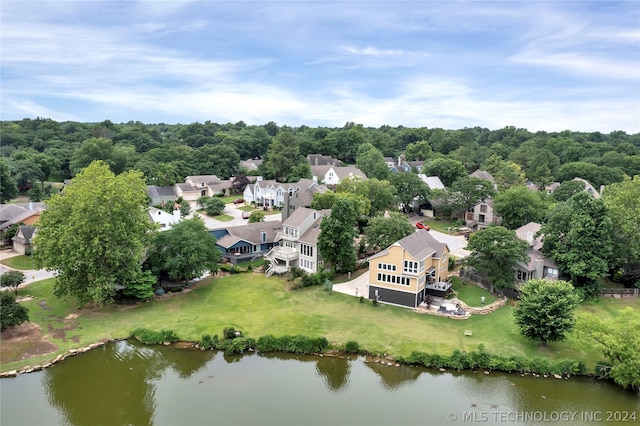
[238,205,281,216]
[212,214,234,222]
[450,276,497,306]
[3,274,638,374]
[420,219,459,234]
[0,254,35,270]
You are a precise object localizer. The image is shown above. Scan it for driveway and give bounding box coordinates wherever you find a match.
[0,250,57,288]
[333,271,369,297]
[188,202,281,230]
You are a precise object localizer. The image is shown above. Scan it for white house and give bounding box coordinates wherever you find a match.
[310,165,368,186]
[148,207,181,231]
[417,175,445,190]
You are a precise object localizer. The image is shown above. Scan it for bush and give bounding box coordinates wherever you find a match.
[344,341,360,354]
[131,328,179,345]
[223,326,238,340]
[372,299,378,307]
[256,334,328,354]
[0,292,29,330]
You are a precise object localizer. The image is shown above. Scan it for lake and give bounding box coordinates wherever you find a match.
[1,340,638,425]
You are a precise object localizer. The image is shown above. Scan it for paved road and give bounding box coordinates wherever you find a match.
[189,202,281,230]
[0,251,57,290]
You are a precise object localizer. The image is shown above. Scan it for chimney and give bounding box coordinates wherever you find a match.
[312,175,318,184]
[257,176,263,182]
[28,202,33,210]
[282,190,291,221]
[526,231,534,246]
[534,257,544,279]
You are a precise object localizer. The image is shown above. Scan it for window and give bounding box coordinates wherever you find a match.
[261,231,266,243]
[480,204,487,213]
[419,260,425,272]
[403,260,418,274]
[377,263,397,272]
[377,273,410,286]
[301,243,313,257]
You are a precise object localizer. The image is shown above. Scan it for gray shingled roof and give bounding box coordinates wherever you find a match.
[282,207,317,228]
[220,221,282,246]
[470,169,495,182]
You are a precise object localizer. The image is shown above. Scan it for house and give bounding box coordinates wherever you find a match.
[147,185,177,206]
[417,175,445,190]
[244,178,283,207]
[307,154,341,167]
[281,178,328,221]
[212,221,281,264]
[264,207,329,276]
[174,175,231,201]
[513,222,559,283]
[0,202,44,232]
[460,170,501,229]
[388,155,425,173]
[573,177,601,199]
[239,158,263,172]
[11,225,35,254]
[310,165,368,186]
[367,229,450,309]
[148,207,181,231]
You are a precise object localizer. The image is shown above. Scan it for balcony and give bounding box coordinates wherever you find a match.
[270,246,298,261]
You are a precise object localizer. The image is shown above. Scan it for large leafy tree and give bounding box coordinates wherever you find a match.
[263,131,300,182]
[513,279,581,346]
[552,179,585,202]
[423,157,466,187]
[403,140,432,161]
[197,196,225,216]
[0,292,29,331]
[388,172,430,213]
[33,161,156,306]
[311,191,370,222]
[576,308,640,391]
[494,186,548,229]
[335,176,396,218]
[364,212,414,251]
[465,226,529,293]
[318,197,358,273]
[0,158,18,202]
[449,176,495,212]
[355,142,389,180]
[147,216,221,282]
[602,176,640,288]
[540,192,613,288]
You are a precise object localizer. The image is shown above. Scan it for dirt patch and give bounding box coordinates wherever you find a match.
[38,300,51,311]
[0,322,59,363]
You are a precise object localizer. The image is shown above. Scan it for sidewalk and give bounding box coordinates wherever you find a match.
[0,249,57,286]
[332,271,369,297]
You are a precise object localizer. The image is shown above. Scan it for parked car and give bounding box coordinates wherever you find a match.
[242,211,250,219]
[416,222,430,231]
[233,198,245,205]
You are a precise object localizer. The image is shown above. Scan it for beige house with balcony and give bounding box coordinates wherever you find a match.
[367,230,450,308]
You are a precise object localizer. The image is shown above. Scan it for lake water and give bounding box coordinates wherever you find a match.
[1,340,638,425]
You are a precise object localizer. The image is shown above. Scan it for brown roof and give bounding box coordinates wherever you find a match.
[218,222,282,247]
[470,170,495,183]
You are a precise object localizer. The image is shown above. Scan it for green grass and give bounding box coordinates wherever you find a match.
[420,219,459,233]
[212,214,234,222]
[450,276,497,306]
[238,205,281,216]
[3,275,638,374]
[1,255,35,270]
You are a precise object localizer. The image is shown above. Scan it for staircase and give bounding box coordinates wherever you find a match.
[264,248,278,277]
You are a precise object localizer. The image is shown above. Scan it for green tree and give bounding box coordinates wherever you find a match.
[575,308,640,391]
[0,291,29,331]
[364,212,414,251]
[355,142,389,180]
[513,279,581,346]
[540,192,613,289]
[318,197,358,272]
[552,179,585,202]
[311,191,370,222]
[335,176,396,218]
[465,226,529,293]
[423,158,466,187]
[494,186,548,229]
[70,137,134,175]
[248,211,265,223]
[403,140,432,161]
[147,216,221,282]
[264,131,300,182]
[197,196,225,216]
[449,177,496,212]
[388,172,430,213]
[0,158,19,202]
[602,176,640,288]
[0,270,26,295]
[32,161,156,306]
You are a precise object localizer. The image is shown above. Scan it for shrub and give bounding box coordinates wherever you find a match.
[344,341,360,354]
[223,326,238,340]
[131,328,179,345]
[372,299,378,307]
[256,334,328,354]
[359,296,364,303]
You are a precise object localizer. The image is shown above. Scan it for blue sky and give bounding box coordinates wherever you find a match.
[1,1,639,132]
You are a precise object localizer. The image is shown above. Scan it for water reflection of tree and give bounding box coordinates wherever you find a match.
[315,356,351,391]
[364,362,423,390]
[43,340,214,425]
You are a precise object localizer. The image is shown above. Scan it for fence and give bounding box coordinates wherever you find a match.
[459,267,520,300]
[597,288,640,297]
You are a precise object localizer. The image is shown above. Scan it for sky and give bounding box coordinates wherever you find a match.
[1,1,639,132]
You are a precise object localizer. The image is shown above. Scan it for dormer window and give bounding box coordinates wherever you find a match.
[201,182,205,187]
[261,231,266,243]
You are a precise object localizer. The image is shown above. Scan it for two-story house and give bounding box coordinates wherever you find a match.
[459,170,501,229]
[148,207,181,231]
[173,175,231,201]
[309,165,368,187]
[264,207,329,276]
[367,230,450,309]
[513,222,560,284]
